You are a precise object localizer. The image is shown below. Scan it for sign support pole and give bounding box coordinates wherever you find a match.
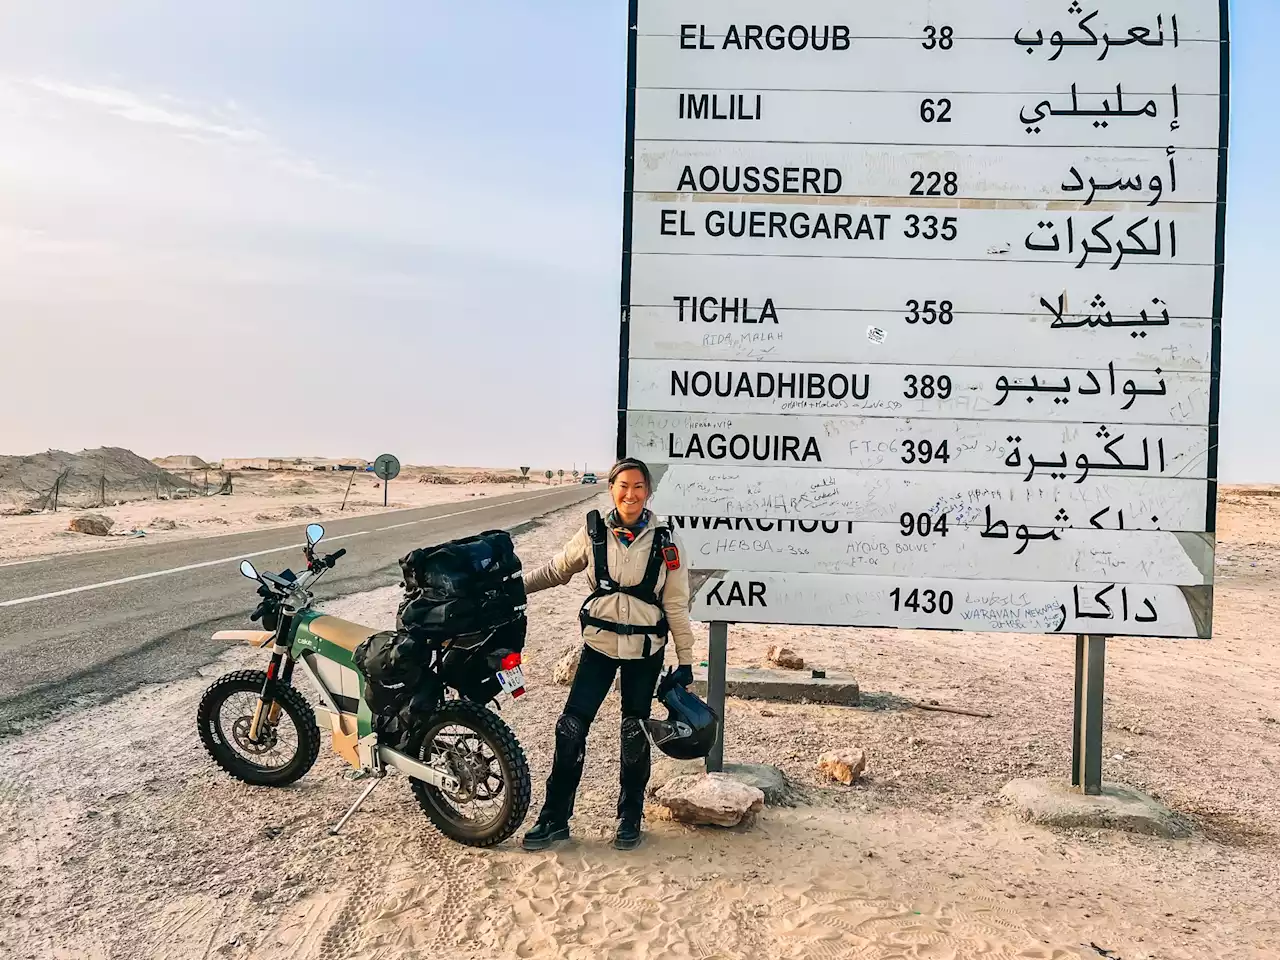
[1071,634,1107,796]
[705,621,728,773]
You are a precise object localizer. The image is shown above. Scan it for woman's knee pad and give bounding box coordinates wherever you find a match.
[620,715,649,765]
[555,713,588,761]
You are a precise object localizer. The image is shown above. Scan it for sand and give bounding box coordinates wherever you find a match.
[0,465,569,563]
[1,491,1278,959]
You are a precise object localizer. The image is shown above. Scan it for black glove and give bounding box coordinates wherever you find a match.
[670,664,694,688]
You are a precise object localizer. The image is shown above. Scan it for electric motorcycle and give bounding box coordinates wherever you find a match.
[196,522,531,847]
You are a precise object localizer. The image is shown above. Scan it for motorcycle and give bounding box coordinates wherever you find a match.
[197,522,532,847]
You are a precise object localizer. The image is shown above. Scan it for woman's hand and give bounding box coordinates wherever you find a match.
[670,664,694,688]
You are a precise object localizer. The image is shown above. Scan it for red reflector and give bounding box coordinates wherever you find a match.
[511,687,525,698]
[501,653,522,670]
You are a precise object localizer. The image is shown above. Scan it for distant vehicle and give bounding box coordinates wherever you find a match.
[581,473,598,484]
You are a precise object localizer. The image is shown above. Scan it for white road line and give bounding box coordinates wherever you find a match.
[0,489,577,609]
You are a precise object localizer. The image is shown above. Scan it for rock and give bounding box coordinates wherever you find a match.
[767,645,805,670]
[68,513,113,536]
[722,763,793,806]
[651,773,764,827]
[287,505,321,518]
[149,517,178,531]
[817,748,867,786]
[647,756,708,797]
[552,645,581,686]
[1000,778,1191,839]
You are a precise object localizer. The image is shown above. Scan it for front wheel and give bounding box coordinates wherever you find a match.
[197,669,321,787]
[401,699,531,847]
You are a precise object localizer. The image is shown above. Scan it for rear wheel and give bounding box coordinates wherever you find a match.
[401,699,531,847]
[197,670,321,787]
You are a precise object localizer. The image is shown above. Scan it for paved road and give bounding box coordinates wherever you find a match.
[0,485,598,731]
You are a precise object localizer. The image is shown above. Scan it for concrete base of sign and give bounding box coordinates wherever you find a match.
[1000,777,1192,839]
[648,758,794,806]
[690,666,860,706]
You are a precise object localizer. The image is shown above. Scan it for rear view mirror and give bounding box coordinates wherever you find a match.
[306,523,325,546]
[240,560,260,581]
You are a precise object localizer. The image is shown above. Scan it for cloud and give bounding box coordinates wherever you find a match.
[26,77,264,143]
[17,77,346,185]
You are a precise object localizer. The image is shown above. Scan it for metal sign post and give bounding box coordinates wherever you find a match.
[1072,634,1108,795]
[705,621,729,773]
[373,454,400,508]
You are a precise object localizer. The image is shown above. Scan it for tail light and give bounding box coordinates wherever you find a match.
[501,652,522,671]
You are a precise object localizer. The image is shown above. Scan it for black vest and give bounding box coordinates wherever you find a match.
[578,509,673,655]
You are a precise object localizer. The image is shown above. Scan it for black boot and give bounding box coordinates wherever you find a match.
[615,716,650,849]
[614,814,642,850]
[523,714,588,851]
[522,816,570,850]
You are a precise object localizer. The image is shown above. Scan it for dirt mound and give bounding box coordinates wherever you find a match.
[0,447,196,510]
[418,475,459,485]
[463,472,522,484]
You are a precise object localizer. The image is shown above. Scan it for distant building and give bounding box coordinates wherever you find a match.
[219,457,370,472]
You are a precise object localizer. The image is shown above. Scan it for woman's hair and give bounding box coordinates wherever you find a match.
[607,457,653,490]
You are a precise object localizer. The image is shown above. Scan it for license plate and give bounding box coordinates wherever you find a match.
[497,665,525,697]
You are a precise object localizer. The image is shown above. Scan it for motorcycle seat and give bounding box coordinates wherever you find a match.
[309,615,377,653]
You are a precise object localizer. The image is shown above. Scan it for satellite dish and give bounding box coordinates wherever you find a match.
[373,454,401,482]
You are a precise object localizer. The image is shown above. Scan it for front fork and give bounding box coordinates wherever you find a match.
[249,613,295,741]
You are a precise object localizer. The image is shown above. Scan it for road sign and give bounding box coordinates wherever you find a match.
[373,454,400,507]
[373,454,400,482]
[616,0,1228,642]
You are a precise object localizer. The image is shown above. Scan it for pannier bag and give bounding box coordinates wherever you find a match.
[396,529,526,637]
[352,629,442,748]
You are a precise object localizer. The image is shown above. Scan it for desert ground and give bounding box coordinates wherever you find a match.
[1,489,1278,959]
[0,454,579,563]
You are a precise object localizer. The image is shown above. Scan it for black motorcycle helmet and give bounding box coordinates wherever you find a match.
[644,668,720,759]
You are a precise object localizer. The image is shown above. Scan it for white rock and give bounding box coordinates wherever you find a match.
[651,773,764,827]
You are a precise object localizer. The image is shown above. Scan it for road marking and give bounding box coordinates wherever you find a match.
[0,489,581,609]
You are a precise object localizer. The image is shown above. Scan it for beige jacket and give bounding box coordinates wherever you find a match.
[523,515,696,665]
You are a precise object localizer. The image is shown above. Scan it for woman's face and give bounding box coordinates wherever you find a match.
[610,468,649,524]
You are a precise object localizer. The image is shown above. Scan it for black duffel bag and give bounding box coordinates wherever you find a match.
[399,529,523,601]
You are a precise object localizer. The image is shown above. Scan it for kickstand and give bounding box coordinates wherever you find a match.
[328,776,382,836]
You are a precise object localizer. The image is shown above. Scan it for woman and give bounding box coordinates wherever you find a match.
[520,457,696,851]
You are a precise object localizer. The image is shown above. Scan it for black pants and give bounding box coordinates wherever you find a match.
[539,643,665,824]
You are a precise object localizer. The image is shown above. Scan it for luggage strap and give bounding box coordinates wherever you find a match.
[578,509,670,656]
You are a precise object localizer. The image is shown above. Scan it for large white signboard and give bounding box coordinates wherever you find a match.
[617,0,1229,639]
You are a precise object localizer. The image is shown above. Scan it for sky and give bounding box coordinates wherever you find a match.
[0,2,1275,479]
